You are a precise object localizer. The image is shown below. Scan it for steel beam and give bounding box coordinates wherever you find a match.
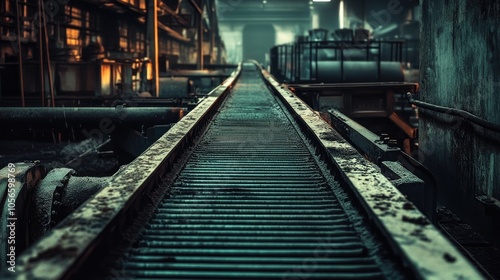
[147,0,160,97]
[328,109,400,164]
[0,107,186,128]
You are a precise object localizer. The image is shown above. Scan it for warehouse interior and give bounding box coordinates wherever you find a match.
[0,0,499,279]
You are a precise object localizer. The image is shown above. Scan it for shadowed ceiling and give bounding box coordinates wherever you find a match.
[216,0,312,23]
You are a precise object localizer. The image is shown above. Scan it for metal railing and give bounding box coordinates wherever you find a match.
[270,39,417,83]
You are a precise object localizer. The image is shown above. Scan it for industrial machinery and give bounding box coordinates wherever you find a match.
[271,28,406,84]
[0,0,227,107]
[269,28,431,234]
[0,62,484,279]
[0,0,493,278]
[270,27,419,153]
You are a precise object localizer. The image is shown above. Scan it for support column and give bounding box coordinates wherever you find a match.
[147,0,159,97]
[197,12,204,70]
[209,0,216,65]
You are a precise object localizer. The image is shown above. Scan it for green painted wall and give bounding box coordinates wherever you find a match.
[420,0,500,243]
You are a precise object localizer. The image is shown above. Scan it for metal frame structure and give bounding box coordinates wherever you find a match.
[271,39,406,83]
[0,0,225,106]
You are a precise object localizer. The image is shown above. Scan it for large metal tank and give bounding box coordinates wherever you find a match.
[313,61,404,83]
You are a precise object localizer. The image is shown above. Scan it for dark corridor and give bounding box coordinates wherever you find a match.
[243,24,276,67]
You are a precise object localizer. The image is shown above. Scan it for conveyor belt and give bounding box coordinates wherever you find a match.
[119,63,403,279]
[7,63,483,280]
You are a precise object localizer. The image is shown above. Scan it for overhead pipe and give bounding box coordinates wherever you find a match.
[0,107,187,128]
[406,92,500,133]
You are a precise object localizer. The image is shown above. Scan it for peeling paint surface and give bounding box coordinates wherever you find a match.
[420,0,500,242]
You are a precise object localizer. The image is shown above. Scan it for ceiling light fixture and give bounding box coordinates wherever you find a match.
[339,0,344,28]
[313,0,331,2]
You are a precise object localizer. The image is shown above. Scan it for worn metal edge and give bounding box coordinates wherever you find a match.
[261,69,485,280]
[9,64,243,280]
[328,109,400,163]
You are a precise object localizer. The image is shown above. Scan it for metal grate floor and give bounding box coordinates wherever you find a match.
[120,64,396,279]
